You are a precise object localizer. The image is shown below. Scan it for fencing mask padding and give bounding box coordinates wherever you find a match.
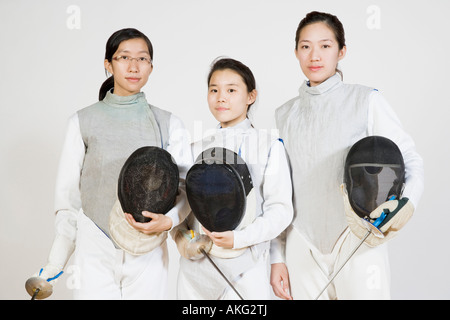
[186,147,253,232]
[344,136,405,219]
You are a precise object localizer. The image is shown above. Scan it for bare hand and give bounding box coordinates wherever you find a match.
[270,263,293,300]
[125,211,173,235]
[201,226,234,249]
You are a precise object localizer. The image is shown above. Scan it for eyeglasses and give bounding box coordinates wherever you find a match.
[112,55,152,65]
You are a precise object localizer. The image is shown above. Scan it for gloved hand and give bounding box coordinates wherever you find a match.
[367,197,414,239]
[341,184,414,247]
[173,228,213,260]
[26,211,76,299]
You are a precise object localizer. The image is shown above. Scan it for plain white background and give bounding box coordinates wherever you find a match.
[1,0,449,299]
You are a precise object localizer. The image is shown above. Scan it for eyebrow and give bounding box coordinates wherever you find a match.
[117,49,150,55]
[299,39,334,43]
[209,83,239,87]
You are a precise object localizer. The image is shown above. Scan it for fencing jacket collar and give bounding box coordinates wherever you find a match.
[300,73,342,96]
[103,90,147,107]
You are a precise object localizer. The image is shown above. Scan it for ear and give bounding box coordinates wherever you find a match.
[104,59,113,75]
[247,89,257,105]
[338,46,347,61]
[294,47,301,62]
[148,63,154,75]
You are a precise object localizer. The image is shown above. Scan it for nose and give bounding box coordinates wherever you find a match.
[310,46,321,62]
[218,90,227,102]
[128,59,139,72]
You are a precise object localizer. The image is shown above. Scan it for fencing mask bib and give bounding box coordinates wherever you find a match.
[344,135,405,219]
[186,147,254,233]
[109,146,179,255]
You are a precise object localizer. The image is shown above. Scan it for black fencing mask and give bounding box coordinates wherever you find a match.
[186,147,253,232]
[344,136,405,219]
[118,146,179,223]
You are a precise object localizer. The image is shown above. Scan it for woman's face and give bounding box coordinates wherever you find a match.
[104,38,153,96]
[295,22,346,86]
[207,69,256,128]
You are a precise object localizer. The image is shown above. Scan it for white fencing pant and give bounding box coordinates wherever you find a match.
[285,225,391,300]
[177,248,272,300]
[219,250,272,300]
[72,211,168,299]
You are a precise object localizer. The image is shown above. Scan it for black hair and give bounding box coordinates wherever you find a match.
[295,11,346,79]
[207,57,257,108]
[99,28,154,100]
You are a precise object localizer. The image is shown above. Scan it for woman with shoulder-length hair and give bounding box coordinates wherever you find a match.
[26,28,192,300]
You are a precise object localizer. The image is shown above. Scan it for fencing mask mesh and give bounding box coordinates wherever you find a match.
[186,147,253,232]
[344,136,405,219]
[118,146,179,223]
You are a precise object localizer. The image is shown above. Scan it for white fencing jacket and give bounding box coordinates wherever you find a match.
[176,118,294,299]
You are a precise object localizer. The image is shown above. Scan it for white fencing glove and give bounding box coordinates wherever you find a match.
[341,184,414,247]
[367,197,414,240]
[26,211,76,299]
[173,228,212,260]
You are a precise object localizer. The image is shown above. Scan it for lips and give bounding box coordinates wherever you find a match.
[309,66,323,72]
[125,77,141,82]
[215,106,229,112]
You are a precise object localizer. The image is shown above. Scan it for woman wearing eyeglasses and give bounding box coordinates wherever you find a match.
[26,28,192,299]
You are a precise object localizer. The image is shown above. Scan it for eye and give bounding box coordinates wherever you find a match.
[120,56,131,61]
[138,57,149,63]
[209,88,218,93]
[228,89,236,93]
[300,45,309,49]
[322,44,331,49]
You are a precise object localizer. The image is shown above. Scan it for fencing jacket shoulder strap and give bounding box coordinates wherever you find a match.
[149,104,172,149]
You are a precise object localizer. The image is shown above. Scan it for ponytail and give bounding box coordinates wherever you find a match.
[99,75,114,100]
